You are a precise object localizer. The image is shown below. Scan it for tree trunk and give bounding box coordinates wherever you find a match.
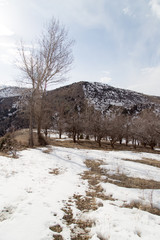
[77,133,80,141]
[73,132,76,143]
[44,127,48,138]
[59,130,62,139]
[110,140,115,149]
[37,116,47,146]
[97,138,101,147]
[37,117,42,143]
[134,139,137,149]
[29,112,34,147]
[28,99,34,148]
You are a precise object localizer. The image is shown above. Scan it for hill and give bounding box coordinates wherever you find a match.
[0,81,160,135]
[48,81,160,114]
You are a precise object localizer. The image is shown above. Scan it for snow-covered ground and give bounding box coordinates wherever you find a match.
[0,147,160,240]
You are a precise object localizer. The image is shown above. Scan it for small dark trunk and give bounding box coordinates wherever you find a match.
[44,127,48,138]
[110,140,115,149]
[77,133,80,141]
[37,118,42,144]
[59,130,62,139]
[29,103,34,148]
[73,132,76,143]
[86,135,89,140]
[134,139,137,149]
[97,137,101,147]
[37,118,47,146]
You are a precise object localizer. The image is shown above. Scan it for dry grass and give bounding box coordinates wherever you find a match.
[73,194,98,212]
[123,201,160,216]
[62,203,92,240]
[1,129,160,156]
[50,224,63,233]
[49,168,61,175]
[83,159,160,189]
[82,160,116,201]
[123,157,160,168]
[105,173,160,189]
[83,159,160,216]
[52,234,63,240]
[50,138,160,154]
[14,129,41,147]
[60,159,106,239]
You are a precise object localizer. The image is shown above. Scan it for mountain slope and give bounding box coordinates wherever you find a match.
[48,81,160,114]
[0,81,160,136]
[0,86,28,99]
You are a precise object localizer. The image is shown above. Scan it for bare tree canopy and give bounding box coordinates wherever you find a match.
[18,18,74,90]
[18,18,74,146]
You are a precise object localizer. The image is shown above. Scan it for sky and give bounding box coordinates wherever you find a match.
[0,0,160,95]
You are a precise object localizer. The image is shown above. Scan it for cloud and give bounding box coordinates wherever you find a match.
[128,65,160,95]
[100,71,112,84]
[149,0,160,18]
[122,7,134,17]
[0,24,14,36]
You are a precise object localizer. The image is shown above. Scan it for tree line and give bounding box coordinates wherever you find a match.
[50,107,160,150]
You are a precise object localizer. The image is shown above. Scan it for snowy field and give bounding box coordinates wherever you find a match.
[0,146,160,240]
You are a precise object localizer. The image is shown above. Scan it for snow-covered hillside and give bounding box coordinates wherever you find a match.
[0,87,26,98]
[83,82,158,113]
[0,146,160,240]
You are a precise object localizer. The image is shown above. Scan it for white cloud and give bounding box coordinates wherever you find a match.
[122,7,133,17]
[149,0,160,18]
[0,24,14,36]
[128,65,160,95]
[100,71,112,84]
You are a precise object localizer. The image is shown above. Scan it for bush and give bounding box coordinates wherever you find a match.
[0,133,17,152]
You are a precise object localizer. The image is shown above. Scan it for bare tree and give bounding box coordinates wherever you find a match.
[65,113,84,143]
[18,18,74,146]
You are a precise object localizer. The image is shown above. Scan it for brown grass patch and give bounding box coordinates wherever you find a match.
[13,129,49,148]
[52,234,63,240]
[73,194,98,212]
[83,158,160,216]
[49,168,61,175]
[82,159,116,201]
[123,201,160,216]
[105,173,160,189]
[62,203,92,240]
[83,159,160,190]
[50,138,160,154]
[50,224,62,233]
[62,205,74,225]
[123,158,160,168]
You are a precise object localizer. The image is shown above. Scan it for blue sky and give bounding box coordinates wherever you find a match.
[1,0,160,95]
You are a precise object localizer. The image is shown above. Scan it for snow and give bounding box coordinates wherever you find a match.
[0,87,27,98]
[82,82,159,113]
[0,147,160,239]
